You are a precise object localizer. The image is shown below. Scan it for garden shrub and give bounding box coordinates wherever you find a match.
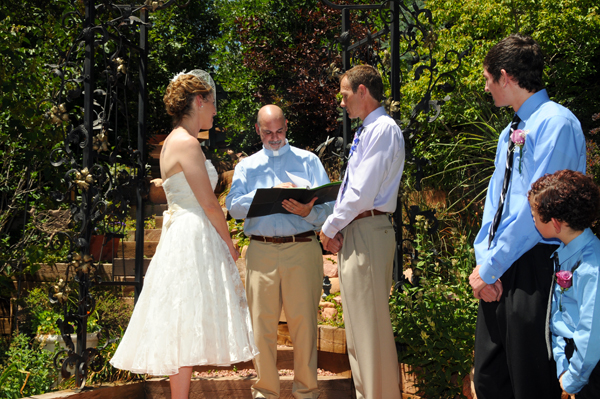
[0,333,58,398]
[391,213,479,398]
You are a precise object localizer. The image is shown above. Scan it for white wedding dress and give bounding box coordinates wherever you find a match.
[110,160,258,376]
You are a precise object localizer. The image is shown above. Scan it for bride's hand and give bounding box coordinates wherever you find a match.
[228,243,240,262]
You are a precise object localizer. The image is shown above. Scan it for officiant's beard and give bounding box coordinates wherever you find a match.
[265,140,283,151]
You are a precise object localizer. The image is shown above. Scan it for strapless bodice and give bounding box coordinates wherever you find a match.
[161,160,218,210]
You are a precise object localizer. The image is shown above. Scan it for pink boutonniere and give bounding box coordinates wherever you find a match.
[556,270,573,289]
[510,128,528,173]
[555,261,581,311]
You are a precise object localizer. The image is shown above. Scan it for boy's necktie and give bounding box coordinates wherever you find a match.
[545,252,560,360]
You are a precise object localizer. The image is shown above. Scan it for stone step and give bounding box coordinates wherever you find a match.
[155,215,163,228]
[145,375,354,399]
[26,376,355,399]
[126,228,162,242]
[121,240,159,258]
[110,258,152,276]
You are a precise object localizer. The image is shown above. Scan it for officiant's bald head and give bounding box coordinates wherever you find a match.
[256,105,288,151]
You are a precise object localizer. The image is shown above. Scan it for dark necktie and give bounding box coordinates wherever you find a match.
[488,114,522,248]
[339,126,363,199]
[545,252,560,360]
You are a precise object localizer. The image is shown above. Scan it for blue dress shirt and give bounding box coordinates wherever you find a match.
[322,107,405,238]
[551,228,600,394]
[474,89,586,283]
[226,141,334,237]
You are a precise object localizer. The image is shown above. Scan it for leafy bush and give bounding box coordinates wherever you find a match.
[0,333,58,398]
[92,288,133,340]
[15,286,134,392]
[22,286,100,336]
[391,213,479,399]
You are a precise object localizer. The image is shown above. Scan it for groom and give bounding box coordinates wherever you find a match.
[226,104,334,399]
[320,65,405,399]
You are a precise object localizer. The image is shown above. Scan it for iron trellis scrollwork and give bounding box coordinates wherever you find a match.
[320,0,469,282]
[43,0,188,389]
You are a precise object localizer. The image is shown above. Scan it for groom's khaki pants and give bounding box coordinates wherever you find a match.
[339,215,401,399]
[246,236,323,399]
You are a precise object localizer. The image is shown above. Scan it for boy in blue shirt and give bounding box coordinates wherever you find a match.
[528,170,600,398]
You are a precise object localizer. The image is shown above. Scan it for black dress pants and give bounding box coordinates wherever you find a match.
[473,244,562,399]
[565,339,600,398]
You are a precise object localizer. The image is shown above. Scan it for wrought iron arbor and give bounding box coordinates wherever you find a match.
[321,0,468,281]
[46,0,188,388]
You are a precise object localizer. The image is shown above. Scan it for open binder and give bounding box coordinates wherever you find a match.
[246,181,341,218]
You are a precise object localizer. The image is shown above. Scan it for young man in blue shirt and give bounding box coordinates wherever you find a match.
[470,34,586,399]
[528,170,600,399]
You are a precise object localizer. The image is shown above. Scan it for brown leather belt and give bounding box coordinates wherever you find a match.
[352,209,387,223]
[250,230,315,244]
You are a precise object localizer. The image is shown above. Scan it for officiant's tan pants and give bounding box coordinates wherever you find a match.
[246,236,323,399]
[339,215,401,399]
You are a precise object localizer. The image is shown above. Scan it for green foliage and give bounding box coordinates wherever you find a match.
[0,1,75,296]
[0,333,58,398]
[228,219,250,249]
[22,286,101,335]
[396,0,600,205]
[212,0,342,153]
[91,288,133,339]
[11,287,133,393]
[415,0,600,131]
[391,213,479,398]
[318,293,344,328]
[147,0,220,135]
[421,99,511,212]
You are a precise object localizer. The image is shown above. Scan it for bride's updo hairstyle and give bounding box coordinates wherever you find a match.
[163,71,213,126]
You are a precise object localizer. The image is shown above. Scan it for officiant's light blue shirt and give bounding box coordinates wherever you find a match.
[550,228,600,394]
[474,89,586,284]
[226,141,333,237]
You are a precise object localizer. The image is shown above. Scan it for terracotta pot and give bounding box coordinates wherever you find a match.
[90,235,120,261]
[149,178,167,204]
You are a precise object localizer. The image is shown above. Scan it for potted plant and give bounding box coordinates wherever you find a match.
[24,286,101,353]
[90,217,125,261]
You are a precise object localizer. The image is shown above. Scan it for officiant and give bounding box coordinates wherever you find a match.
[226,104,334,399]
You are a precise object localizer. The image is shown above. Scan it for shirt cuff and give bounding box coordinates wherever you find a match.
[562,371,582,394]
[303,207,318,224]
[478,262,500,284]
[321,219,338,239]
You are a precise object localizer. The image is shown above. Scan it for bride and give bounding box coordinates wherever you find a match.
[110,70,258,398]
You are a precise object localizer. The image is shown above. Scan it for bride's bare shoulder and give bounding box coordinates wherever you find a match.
[162,129,202,156]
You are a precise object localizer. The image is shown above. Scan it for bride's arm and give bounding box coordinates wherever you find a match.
[171,135,239,261]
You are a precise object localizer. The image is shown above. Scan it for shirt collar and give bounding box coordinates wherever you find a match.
[554,228,596,264]
[362,106,388,127]
[263,140,290,157]
[515,89,550,122]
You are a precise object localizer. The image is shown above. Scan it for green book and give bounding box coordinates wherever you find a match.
[246,181,341,218]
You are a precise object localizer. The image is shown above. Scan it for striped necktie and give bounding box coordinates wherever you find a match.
[339,126,363,200]
[488,114,522,248]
